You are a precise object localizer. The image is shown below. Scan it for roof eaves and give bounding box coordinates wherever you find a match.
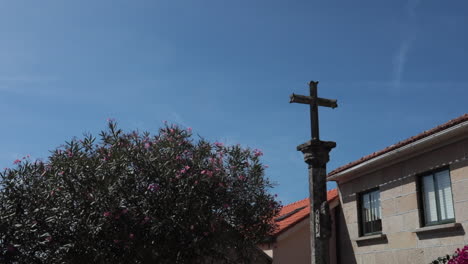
[328,114,468,179]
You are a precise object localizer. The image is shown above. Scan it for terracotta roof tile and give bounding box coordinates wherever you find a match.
[328,113,468,177]
[272,189,338,236]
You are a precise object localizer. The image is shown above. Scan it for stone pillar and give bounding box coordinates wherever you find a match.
[297,139,336,264]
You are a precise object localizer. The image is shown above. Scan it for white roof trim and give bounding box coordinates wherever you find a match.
[328,120,468,181]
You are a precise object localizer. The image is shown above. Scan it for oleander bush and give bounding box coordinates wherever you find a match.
[432,245,468,264]
[0,121,281,264]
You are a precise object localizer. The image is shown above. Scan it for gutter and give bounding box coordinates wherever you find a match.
[328,120,468,182]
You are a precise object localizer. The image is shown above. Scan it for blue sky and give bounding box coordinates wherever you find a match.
[1,0,467,204]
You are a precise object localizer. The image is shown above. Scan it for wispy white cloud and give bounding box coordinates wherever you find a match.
[0,74,60,95]
[392,37,414,90]
[392,0,422,91]
[406,0,422,19]
[346,80,468,92]
[0,75,58,83]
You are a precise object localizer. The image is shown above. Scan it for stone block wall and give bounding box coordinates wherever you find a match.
[337,138,468,264]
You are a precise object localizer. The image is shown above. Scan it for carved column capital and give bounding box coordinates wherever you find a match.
[297,140,336,166]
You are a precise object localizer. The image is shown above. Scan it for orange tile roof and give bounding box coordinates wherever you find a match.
[328,113,468,177]
[272,189,338,236]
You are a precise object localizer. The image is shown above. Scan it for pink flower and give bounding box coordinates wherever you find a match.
[141,216,150,224]
[13,159,21,165]
[147,183,159,192]
[6,245,15,252]
[238,175,246,181]
[187,127,192,132]
[201,170,206,174]
[129,233,135,239]
[214,142,224,147]
[184,165,190,170]
[180,169,186,174]
[144,142,151,149]
[448,245,468,263]
[103,211,111,217]
[58,171,64,176]
[253,149,263,157]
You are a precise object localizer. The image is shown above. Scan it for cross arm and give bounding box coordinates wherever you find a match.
[289,94,338,109]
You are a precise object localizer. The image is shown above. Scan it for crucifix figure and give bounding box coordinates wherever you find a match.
[289,81,338,264]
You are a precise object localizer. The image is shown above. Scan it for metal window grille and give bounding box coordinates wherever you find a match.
[360,189,382,236]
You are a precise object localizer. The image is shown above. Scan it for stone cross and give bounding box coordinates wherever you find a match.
[290,81,338,264]
[290,81,337,140]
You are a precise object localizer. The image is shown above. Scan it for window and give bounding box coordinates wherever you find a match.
[359,189,382,236]
[420,169,455,226]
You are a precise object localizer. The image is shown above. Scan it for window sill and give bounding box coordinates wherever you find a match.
[355,233,387,242]
[414,223,462,234]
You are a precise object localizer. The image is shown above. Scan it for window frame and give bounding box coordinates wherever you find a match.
[358,188,382,237]
[418,167,456,227]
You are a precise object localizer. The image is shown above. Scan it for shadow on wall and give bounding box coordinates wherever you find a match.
[336,204,357,264]
[416,224,465,241]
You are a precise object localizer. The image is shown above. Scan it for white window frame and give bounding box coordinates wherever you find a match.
[420,168,455,226]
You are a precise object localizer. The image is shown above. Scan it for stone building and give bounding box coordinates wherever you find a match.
[328,114,468,263]
[265,114,468,264]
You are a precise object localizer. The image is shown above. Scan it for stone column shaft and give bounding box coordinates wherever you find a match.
[297,140,335,264]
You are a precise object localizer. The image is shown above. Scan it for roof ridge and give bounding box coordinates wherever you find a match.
[281,197,309,209]
[280,188,338,210]
[271,188,338,236]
